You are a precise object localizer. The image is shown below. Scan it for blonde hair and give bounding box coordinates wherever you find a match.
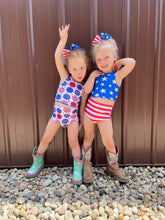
[92,39,119,63]
[66,49,89,69]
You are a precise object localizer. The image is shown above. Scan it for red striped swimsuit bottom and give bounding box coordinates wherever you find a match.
[85,98,113,124]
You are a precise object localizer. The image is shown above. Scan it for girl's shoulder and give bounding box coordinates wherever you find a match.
[59,75,70,86]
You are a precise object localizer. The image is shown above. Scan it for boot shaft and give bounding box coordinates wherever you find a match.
[32,146,45,163]
[82,145,92,161]
[26,146,45,177]
[73,156,84,170]
[105,146,130,183]
[82,145,94,184]
[106,146,119,167]
[72,152,84,169]
[72,153,84,185]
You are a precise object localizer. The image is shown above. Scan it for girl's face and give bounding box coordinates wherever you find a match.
[68,56,87,82]
[95,48,117,73]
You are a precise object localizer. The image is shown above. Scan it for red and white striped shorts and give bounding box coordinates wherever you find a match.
[85,98,113,124]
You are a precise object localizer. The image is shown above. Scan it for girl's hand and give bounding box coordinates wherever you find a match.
[84,70,101,94]
[112,60,122,72]
[59,24,70,42]
[91,70,102,79]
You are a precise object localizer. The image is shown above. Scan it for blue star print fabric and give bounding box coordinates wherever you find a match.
[100,32,112,40]
[90,72,120,101]
[70,43,81,50]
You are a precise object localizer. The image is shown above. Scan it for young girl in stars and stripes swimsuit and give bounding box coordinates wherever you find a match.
[82,33,136,184]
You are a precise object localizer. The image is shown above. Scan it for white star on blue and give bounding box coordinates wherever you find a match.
[90,71,120,101]
[100,88,106,93]
[102,77,107,81]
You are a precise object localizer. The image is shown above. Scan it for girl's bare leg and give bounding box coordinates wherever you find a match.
[83,113,95,150]
[67,121,81,158]
[68,120,84,184]
[82,113,95,183]
[98,119,129,183]
[26,118,60,177]
[37,118,60,154]
[97,119,116,153]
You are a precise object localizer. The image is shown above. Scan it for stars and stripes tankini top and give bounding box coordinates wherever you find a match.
[90,71,120,101]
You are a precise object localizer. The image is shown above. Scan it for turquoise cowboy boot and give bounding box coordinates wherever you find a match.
[72,153,84,185]
[26,146,45,178]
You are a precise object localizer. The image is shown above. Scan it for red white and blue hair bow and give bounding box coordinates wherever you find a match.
[92,33,112,45]
[62,43,81,61]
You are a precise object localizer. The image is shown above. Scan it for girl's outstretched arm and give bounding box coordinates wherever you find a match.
[84,70,101,94]
[79,70,101,130]
[55,24,70,81]
[116,58,136,85]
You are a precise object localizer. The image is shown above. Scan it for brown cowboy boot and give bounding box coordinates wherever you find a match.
[82,145,94,183]
[105,146,130,183]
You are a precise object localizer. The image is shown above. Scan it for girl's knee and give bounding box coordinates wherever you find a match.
[68,136,79,148]
[84,133,95,143]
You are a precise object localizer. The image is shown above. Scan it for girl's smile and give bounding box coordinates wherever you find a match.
[95,48,117,73]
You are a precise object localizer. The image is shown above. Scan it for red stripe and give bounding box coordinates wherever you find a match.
[87,101,111,112]
[92,35,102,45]
[96,35,101,40]
[85,98,113,122]
[88,98,113,108]
[92,35,101,45]
[86,105,111,116]
[85,111,111,120]
[62,50,70,60]
[85,109,111,119]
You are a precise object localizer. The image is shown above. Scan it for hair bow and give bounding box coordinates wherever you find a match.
[92,33,112,45]
[62,43,81,61]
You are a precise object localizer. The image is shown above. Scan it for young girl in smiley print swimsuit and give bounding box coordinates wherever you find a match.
[82,33,136,184]
[26,24,89,185]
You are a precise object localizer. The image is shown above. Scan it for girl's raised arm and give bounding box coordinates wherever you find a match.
[55,24,70,81]
[116,58,136,85]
